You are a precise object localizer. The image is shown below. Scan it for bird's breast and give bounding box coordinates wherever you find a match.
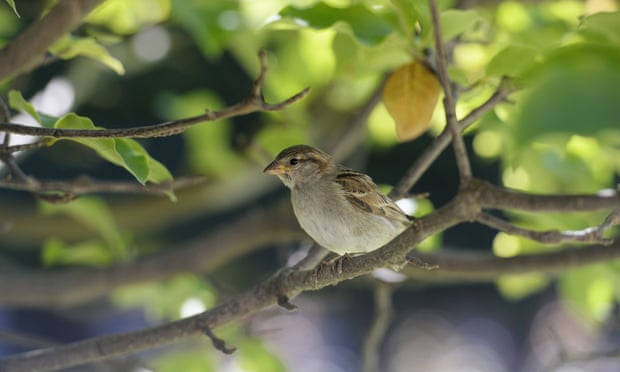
[290,186,406,255]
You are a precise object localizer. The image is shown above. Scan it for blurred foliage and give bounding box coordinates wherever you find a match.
[113,274,217,320]
[49,34,125,74]
[40,196,129,266]
[3,0,18,18]
[8,91,174,191]
[2,0,620,369]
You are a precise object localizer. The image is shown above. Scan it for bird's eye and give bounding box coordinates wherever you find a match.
[289,158,299,166]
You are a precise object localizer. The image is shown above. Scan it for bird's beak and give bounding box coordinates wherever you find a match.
[264,161,289,175]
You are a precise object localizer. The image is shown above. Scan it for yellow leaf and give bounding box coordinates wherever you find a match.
[383,60,441,142]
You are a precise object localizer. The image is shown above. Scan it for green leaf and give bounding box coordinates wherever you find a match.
[53,114,174,188]
[4,0,19,17]
[40,197,127,258]
[114,275,216,321]
[42,238,116,267]
[8,90,60,128]
[159,90,246,178]
[49,35,125,74]
[496,273,549,301]
[8,90,41,124]
[486,45,540,77]
[171,0,236,57]
[559,264,617,324]
[237,338,286,372]
[391,0,430,39]
[151,349,214,372]
[440,9,484,41]
[579,11,620,44]
[512,43,620,146]
[275,3,394,46]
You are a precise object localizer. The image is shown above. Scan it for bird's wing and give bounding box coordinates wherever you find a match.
[334,169,412,225]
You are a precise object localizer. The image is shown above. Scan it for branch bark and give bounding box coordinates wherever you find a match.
[391,79,515,199]
[0,0,106,82]
[0,51,310,141]
[1,179,619,370]
[428,0,472,182]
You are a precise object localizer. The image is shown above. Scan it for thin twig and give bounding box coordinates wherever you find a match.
[477,212,619,245]
[0,330,57,350]
[0,96,10,148]
[0,140,49,154]
[362,282,393,372]
[1,181,620,370]
[459,77,514,128]
[428,0,472,183]
[327,75,387,162]
[0,52,310,142]
[201,325,236,355]
[404,242,620,282]
[291,244,330,271]
[0,0,107,82]
[474,179,620,212]
[390,79,515,198]
[0,154,31,182]
[406,255,440,270]
[0,175,205,197]
[276,293,298,311]
[543,345,620,372]
[0,181,618,308]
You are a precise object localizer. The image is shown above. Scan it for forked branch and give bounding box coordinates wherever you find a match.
[0,51,310,142]
[428,0,472,183]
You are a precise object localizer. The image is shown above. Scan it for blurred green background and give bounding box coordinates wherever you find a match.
[0,0,619,371]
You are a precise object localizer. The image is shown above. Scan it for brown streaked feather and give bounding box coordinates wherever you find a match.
[335,169,412,225]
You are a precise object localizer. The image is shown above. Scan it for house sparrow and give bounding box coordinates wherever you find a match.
[264,145,413,255]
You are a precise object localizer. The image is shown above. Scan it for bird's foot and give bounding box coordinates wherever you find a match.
[311,253,351,286]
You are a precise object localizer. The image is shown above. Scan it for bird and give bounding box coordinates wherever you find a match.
[263,144,413,255]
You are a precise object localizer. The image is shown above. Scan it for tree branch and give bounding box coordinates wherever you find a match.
[362,282,393,372]
[0,201,301,307]
[404,243,620,282]
[475,179,620,212]
[0,0,107,82]
[1,180,619,370]
[0,182,618,307]
[0,175,206,198]
[428,0,472,183]
[391,78,515,199]
[476,211,619,245]
[0,52,310,142]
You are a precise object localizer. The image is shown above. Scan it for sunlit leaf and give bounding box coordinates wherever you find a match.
[171,0,235,57]
[512,44,620,146]
[158,90,246,178]
[4,0,19,17]
[486,45,540,77]
[42,238,116,267]
[275,3,394,46]
[559,265,617,324]
[237,338,286,372]
[8,90,59,128]
[114,275,216,321]
[383,60,441,142]
[440,9,484,41]
[8,90,41,124]
[579,11,620,44]
[151,349,214,372]
[390,0,430,39]
[86,0,171,34]
[496,273,549,301]
[52,114,174,191]
[49,35,125,75]
[40,197,127,258]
